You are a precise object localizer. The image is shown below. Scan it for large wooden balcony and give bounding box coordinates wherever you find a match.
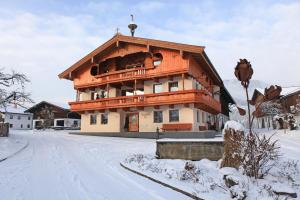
[69,90,221,114]
[74,67,189,89]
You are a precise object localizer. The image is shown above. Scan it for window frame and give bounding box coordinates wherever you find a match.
[153,110,163,123]
[153,83,163,94]
[101,113,108,125]
[169,109,179,122]
[90,114,97,125]
[168,81,179,92]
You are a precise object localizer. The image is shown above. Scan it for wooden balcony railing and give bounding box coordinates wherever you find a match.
[69,90,221,114]
[74,67,189,89]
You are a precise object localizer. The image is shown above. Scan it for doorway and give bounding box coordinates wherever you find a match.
[126,113,139,132]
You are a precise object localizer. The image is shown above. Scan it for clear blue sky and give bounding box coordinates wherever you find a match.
[0,0,299,107]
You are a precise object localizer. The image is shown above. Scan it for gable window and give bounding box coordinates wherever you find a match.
[169,109,179,122]
[90,114,97,125]
[90,65,98,76]
[101,114,108,124]
[153,53,163,66]
[153,111,163,123]
[168,82,178,92]
[153,83,162,94]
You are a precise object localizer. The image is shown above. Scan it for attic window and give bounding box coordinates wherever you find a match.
[90,66,98,76]
[153,53,163,66]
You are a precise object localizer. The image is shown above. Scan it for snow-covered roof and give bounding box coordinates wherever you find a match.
[0,105,30,114]
[280,86,300,97]
[256,88,264,95]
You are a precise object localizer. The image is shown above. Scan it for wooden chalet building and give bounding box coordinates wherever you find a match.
[251,87,300,129]
[25,101,81,129]
[59,34,231,133]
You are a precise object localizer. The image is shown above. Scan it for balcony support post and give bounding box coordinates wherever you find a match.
[134,79,137,95]
[107,83,109,98]
[182,73,185,90]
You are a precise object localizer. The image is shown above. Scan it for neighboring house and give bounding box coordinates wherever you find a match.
[0,106,33,130]
[58,33,233,133]
[25,101,81,129]
[280,87,300,126]
[251,86,300,129]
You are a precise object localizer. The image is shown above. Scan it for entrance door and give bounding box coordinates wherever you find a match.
[128,113,139,132]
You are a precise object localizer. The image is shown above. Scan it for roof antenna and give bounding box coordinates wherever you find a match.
[128,14,137,37]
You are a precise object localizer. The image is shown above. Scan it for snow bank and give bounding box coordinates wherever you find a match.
[123,154,300,200]
[223,120,244,135]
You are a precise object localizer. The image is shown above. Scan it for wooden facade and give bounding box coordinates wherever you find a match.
[59,34,229,133]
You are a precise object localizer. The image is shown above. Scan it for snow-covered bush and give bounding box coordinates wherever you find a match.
[274,113,298,130]
[222,121,280,179]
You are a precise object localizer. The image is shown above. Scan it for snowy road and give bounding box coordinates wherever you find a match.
[0,131,190,200]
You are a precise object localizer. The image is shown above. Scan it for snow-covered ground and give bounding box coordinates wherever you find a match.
[0,130,190,200]
[0,132,28,161]
[1,129,300,200]
[123,129,300,200]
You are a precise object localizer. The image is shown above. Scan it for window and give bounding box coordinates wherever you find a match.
[28,116,31,120]
[101,114,108,124]
[169,110,179,122]
[21,124,23,128]
[90,65,98,76]
[73,120,78,127]
[10,124,13,128]
[197,110,200,122]
[17,115,21,120]
[153,53,163,66]
[10,115,13,119]
[153,83,162,93]
[90,114,97,125]
[27,124,30,128]
[168,82,178,92]
[153,111,163,123]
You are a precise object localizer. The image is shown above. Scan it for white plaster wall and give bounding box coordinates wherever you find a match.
[80,111,121,132]
[4,113,33,130]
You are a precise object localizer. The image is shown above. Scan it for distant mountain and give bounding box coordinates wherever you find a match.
[224,79,269,106]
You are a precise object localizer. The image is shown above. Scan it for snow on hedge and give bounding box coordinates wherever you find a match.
[123,155,300,200]
[223,120,245,135]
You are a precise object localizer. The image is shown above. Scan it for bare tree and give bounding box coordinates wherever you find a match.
[0,69,33,109]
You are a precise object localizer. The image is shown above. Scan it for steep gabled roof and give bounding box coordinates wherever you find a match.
[25,101,69,113]
[251,88,264,102]
[58,34,206,80]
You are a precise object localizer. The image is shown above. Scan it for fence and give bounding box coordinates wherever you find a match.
[0,123,9,137]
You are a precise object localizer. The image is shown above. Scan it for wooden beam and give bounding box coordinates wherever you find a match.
[180,50,184,58]
[169,104,174,109]
[109,108,117,112]
[137,107,144,111]
[184,103,189,108]
[182,73,185,90]
[154,105,160,109]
